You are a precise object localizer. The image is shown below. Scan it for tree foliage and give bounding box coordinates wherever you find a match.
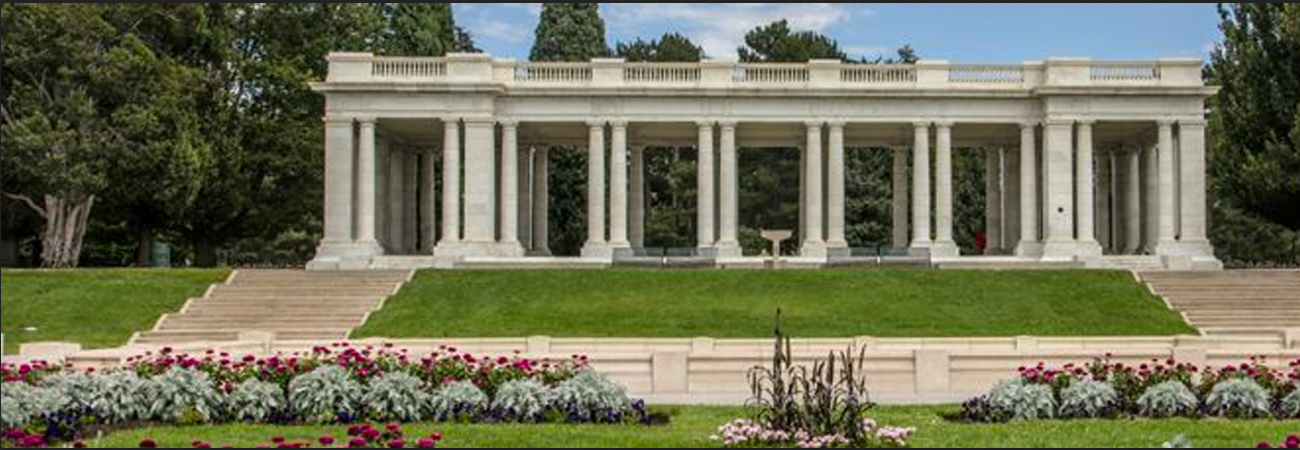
[615,33,704,62]
[1206,3,1300,266]
[383,3,477,56]
[530,3,608,62]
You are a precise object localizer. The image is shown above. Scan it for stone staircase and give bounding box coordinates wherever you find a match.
[1140,270,1300,331]
[131,270,410,345]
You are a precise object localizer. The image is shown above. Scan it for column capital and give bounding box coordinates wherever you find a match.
[717,120,738,129]
[695,119,714,128]
[323,115,354,125]
[1156,118,1177,127]
[608,119,629,128]
[1019,121,1039,129]
[912,120,932,129]
[440,116,461,125]
[1076,119,1096,126]
[826,119,847,128]
[586,119,606,128]
[933,120,955,128]
[354,116,378,125]
[1044,118,1074,127]
[804,120,824,128]
[1179,118,1208,127]
[462,117,495,126]
[498,119,519,127]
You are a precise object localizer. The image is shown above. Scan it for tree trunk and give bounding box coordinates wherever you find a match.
[194,236,218,268]
[135,230,154,267]
[35,195,95,268]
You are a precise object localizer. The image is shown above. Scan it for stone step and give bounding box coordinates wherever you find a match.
[211,285,396,294]
[184,305,377,314]
[200,294,386,302]
[135,329,348,344]
[232,271,408,282]
[157,322,358,331]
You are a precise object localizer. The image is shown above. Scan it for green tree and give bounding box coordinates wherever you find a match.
[384,3,477,56]
[615,32,704,62]
[738,20,846,62]
[1206,3,1300,266]
[1,3,207,268]
[530,3,608,62]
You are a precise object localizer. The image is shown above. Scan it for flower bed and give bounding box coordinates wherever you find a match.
[955,355,1299,422]
[1,343,658,447]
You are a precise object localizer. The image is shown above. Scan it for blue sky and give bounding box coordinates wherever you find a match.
[453,3,1222,62]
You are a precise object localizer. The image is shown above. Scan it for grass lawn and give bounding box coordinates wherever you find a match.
[84,406,1295,448]
[0,269,229,354]
[354,269,1194,339]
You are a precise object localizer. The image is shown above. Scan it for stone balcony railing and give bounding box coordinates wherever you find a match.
[324,52,1206,90]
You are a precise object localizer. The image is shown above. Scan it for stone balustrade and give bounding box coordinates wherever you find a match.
[329,52,1204,91]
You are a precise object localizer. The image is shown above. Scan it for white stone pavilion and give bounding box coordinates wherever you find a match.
[308,53,1221,271]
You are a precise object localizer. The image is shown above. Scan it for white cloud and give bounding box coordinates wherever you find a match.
[605,3,856,59]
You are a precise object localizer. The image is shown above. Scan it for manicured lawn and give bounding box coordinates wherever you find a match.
[354,270,1195,339]
[0,269,230,354]
[85,406,1295,448]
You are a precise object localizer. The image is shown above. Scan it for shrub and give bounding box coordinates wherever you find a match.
[289,365,363,424]
[491,378,550,422]
[1281,389,1300,419]
[551,369,630,423]
[987,378,1056,421]
[1205,378,1271,419]
[1058,379,1119,419]
[226,379,286,423]
[88,371,152,424]
[361,372,428,423]
[41,372,95,412]
[428,380,488,422]
[146,368,222,424]
[1136,381,1199,418]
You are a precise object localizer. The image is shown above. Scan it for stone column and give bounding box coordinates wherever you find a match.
[1074,121,1101,255]
[1154,120,1179,254]
[403,152,418,253]
[984,148,1003,254]
[802,121,826,257]
[609,120,631,253]
[1178,120,1211,254]
[799,143,807,246]
[356,118,379,247]
[498,121,522,255]
[582,120,609,257]
[1004,147,1021,252]
[1015,123,1041,257]
[1041,120,1077,260]
[716,121,741,257]
[696,121,716,253]
[909,122,932,255]
[518,146,532,250]
[629,145,646,250]
[891,147,910,254]
[439,119,461,245]
[461,119,497,246]
[1141,143,1159,254]
[1096,148,1112,254]
[1124,148,1142,255]
[932,121,957,257]
[531,147,551,256]
[387,147,405,253]
[322,117,355,245]
[826,121,848,255]
[419,149,436,253]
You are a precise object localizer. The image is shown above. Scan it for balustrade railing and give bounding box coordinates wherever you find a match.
[841,65,917,84]
[1090,63,1161,82]
[513,63,593,83]
[623,63,701,83]
[947,65,1025,84]
[733,64,809,83]
[372,57,447,79]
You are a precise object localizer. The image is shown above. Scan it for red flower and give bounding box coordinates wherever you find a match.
[140,438,158,448]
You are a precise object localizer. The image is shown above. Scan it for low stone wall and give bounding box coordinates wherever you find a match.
[27,332,1300,405]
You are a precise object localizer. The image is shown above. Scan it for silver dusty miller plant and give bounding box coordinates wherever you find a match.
[491,378,551,422]
[986,378,1056,421]
[1205,378,1271,419]
[361,372,428,422]
[288,365,363,423]
[1058,379,1119,419]
[1136,381,1199,418]
[226,379,286,423]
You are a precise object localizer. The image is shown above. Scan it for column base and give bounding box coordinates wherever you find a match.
[526,248,553,257]
[1074,239,1104,257]
[581,242,614,259]
[714,241,743,259]
[1015,241,1044,258]
[825,240,851,258]
[908,241,933,257]
[434,241,508,259]
[800,241,828,259]
[1040,239,1080,261]
[308,240,385,271]
[930,240,959,258]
